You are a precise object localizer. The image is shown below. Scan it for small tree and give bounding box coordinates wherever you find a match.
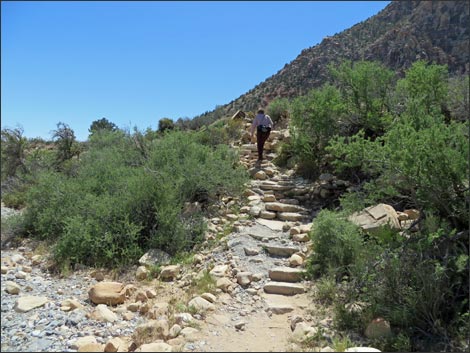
[52,122,78,167]
[88,117,118,136]
[1,126,27,181]
[158,118,175,133]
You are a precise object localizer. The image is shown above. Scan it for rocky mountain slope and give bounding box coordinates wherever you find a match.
[194,1,469,123]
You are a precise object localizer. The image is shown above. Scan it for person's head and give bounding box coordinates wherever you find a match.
[257,109,264,115]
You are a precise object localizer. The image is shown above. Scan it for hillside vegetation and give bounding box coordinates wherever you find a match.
[1,60,469,351]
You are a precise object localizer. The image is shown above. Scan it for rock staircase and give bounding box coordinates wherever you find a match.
[231,125,318,299]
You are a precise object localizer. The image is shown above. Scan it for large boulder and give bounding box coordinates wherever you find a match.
[349,203,401,234]
[88,282,126,305]
[138,249,171,267]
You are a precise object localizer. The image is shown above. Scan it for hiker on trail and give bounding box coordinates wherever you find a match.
[250,109,273,163]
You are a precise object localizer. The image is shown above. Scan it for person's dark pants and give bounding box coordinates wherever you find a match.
[256,130,270,160]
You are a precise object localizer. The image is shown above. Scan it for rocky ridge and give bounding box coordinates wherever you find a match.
[193,1,469,122]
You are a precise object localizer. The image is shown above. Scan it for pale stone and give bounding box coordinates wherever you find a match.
[122,312,134,321]
[216,277,233,293]
[169,324,182,338]
[292,322,319,342]
[146,288,157,299]
[138,249,171,266]
[174,313,193,326]
[249,206,261,217]
[90,304,118,322]
[21,265,32,273]
[269,304,294,315]
[136,266,149,280]
[5,281,20,295]
[160,265,181,281]
[254,171,267,180]
[259,210,277,219]
[1,265,9,274]
[244,247,260,256]
[127,302,140,312]
[179,327,199,341]
[265,202,304,213]
[104,337,128,352]
[193,254,204,264]
[269,267,304,282]
[10,254,25,264]
[188,296,215,312]
[31,255,43,265]
[289,254,304,267]
[70,336,97,350]
[209,265,229,278]
[236,272,253,287]
[78,343,105,352]
[133,319,169,343]
[60,298,83,311]
[14,296,48,312]
[292,233,309,242]
[264,282,305,296]
[136,342,172,352]
[278,212,304,222]
[15,271,28,279]
[263,195,276,202]
[201,292,217,303]
[88,282,125,305]
[265,245,299,257]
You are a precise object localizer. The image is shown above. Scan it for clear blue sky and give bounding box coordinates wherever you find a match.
[2,1,390,141]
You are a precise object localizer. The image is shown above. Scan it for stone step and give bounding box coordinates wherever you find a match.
[264,202,306,213]
[277,212,306,222]
[264,245,300,257]
[259,182,294,192]
[269,267,305,283]
[263,282,305,296]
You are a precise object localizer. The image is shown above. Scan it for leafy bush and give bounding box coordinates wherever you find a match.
[307,209,364,279]
[289,84,346,178]
[88,117,118,137]
[267,97,290,128]
[22,129,248,268]
[329,60,395,138]
[1,126,27,182]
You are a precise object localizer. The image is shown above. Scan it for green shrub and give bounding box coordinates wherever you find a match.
[307,209,364,279]
[289,84,346,178]
[329,60,395,138]
[22,129,247,268]
[267,97,290,127]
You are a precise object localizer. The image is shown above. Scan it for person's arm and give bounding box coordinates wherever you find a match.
[250,116,258,136]
[267,115,274,128]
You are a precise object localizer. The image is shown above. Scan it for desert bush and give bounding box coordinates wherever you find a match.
[88,117,118,137]
[1,126,27,182]
[267,97,290,128]
[307,209,364,279]
[22,129,247,268]
[289,84,346,178]
[329,60,395,138]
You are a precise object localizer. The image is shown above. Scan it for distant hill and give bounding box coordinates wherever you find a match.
[192,1,469,126]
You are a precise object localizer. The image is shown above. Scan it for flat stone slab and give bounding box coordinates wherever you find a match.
[265,202,305,213]
[269,267,305,282]
[278,212,305,222]
[14,296,49,313]
[268,304,294,315]
[255,219,285,231]
[264,282,305,296]
[265,245,299,257]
